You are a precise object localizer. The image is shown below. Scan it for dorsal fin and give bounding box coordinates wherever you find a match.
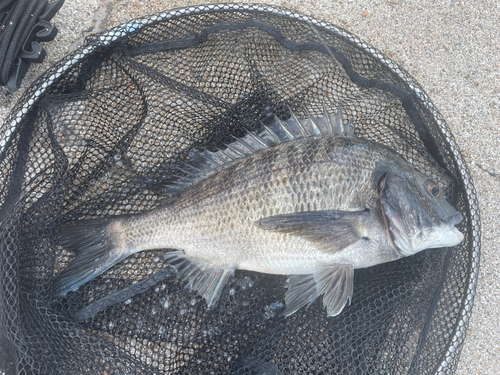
[158,106,354,198]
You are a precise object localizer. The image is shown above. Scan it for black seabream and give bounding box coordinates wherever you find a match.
[53,107,464,317]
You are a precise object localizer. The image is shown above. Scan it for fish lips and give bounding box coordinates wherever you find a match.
[443,212,465,246]
[379,200,464,256]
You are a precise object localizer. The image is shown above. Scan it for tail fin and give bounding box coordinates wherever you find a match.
[52,218,127,296]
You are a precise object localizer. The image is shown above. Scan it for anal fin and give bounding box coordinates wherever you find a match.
[283,275,318,317]
[164,251,233,308]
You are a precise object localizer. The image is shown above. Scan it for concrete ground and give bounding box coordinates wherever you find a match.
[1,1,498,374]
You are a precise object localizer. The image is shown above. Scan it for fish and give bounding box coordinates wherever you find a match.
[52,106,464,317]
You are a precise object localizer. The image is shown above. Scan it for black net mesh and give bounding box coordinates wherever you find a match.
[0,4,480,375]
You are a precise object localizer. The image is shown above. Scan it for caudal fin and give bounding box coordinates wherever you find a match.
[52,218,126,296]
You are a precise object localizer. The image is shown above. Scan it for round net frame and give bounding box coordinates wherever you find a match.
[0,4,480,375]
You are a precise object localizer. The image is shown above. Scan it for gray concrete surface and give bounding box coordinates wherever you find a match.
[1,1,498,373]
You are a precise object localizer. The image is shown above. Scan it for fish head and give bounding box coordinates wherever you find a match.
[376,166,464,257]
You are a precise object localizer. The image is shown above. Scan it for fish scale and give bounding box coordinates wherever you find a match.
[53,109,464,318]
[142,139,370,242]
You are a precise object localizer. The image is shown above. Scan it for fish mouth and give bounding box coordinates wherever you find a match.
[444,212,465,246]
[449,225,465,245]
[380,202,465,255]
[450,212,464,226]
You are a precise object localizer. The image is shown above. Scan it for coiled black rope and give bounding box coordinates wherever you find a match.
[0,0,64,91]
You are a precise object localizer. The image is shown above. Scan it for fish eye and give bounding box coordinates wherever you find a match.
[428,184,441,198]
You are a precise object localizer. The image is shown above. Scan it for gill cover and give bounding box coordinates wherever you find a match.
[376,167,464,256]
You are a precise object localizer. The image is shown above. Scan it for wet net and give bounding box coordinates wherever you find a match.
[0,4,480,375]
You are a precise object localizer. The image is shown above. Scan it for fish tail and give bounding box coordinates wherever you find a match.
[52,218,127,296]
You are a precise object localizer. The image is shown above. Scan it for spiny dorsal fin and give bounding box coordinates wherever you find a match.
[159,106,353,198]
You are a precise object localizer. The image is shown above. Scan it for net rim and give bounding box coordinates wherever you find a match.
[1,3,480,373]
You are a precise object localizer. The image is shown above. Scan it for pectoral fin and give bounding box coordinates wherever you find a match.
[256,210,370,253]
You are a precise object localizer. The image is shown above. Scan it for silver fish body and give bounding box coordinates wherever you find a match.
[121,136,396,268]
[53,109,464,317]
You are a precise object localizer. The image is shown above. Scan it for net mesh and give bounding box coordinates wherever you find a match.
[0,4,480,375]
